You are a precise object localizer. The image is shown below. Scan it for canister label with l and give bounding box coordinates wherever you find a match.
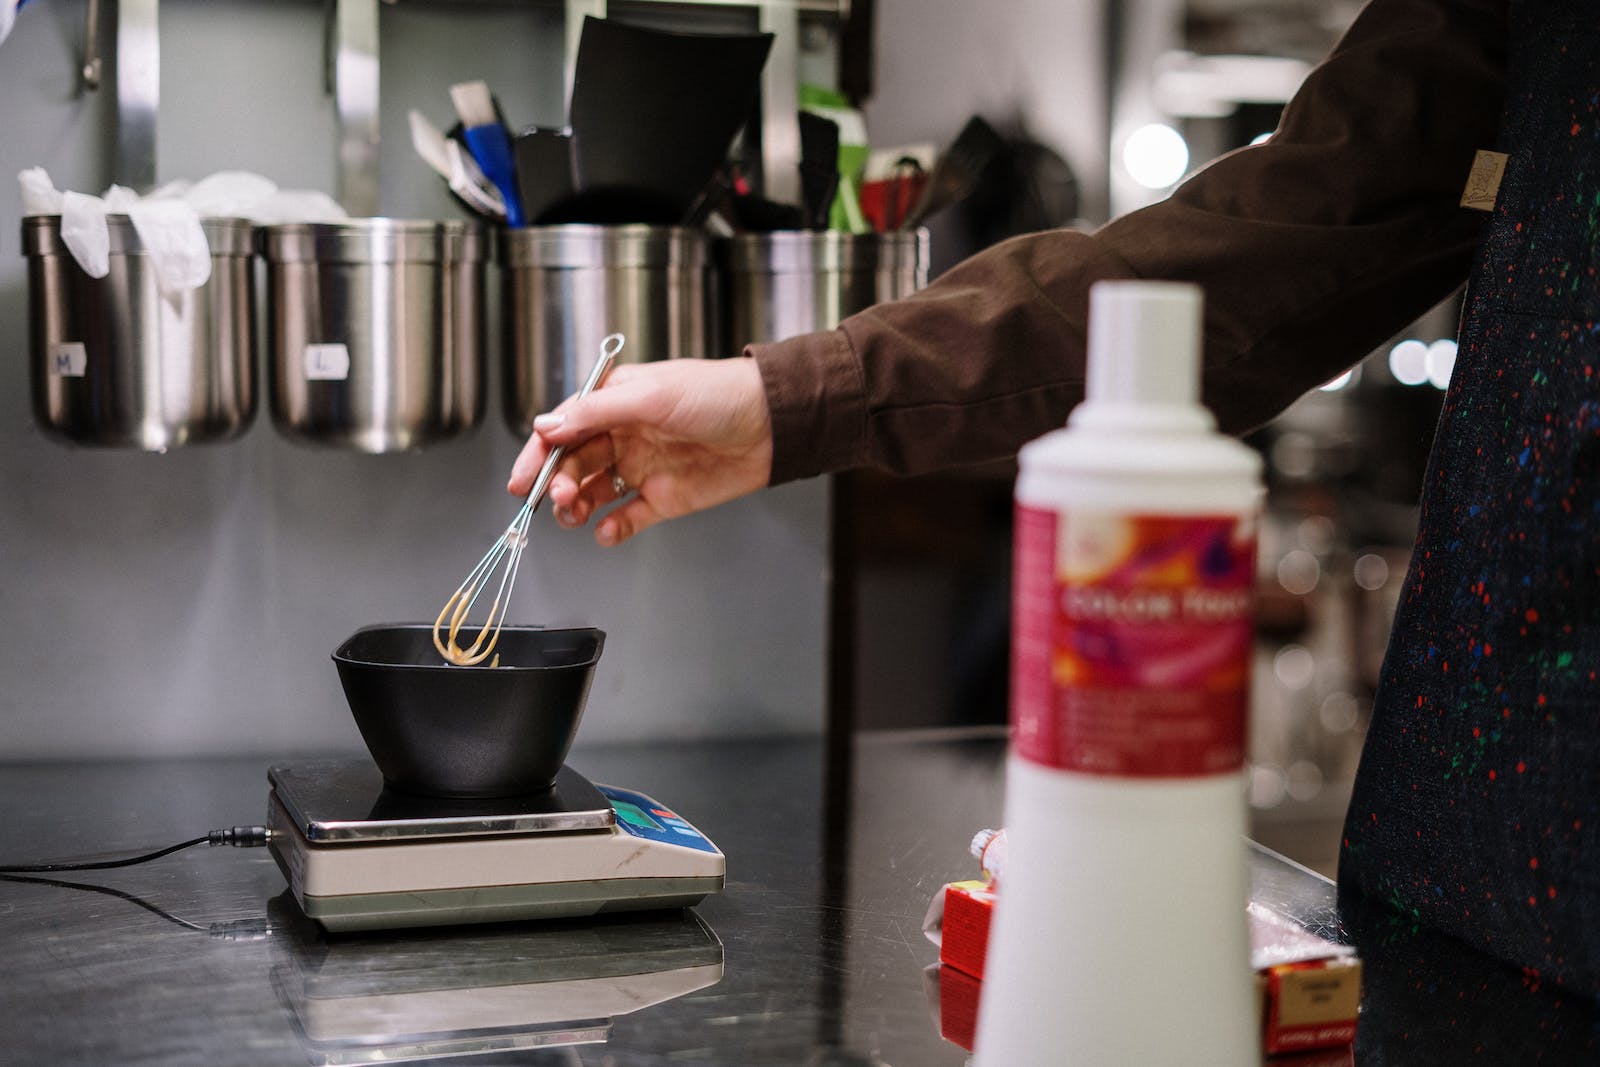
[303,343,351,381]
[1011,506,1256,777]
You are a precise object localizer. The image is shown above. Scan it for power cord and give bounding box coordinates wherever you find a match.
[0,872,276,941]
[0,825,273,873]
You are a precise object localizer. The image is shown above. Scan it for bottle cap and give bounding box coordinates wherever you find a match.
[970,827,1007,884]
[1084,281,1203,409]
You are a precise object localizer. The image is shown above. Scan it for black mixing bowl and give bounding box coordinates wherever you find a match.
[333,624,605,798]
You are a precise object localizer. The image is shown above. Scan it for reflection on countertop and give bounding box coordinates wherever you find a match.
[269,899,723,1064]
[3,734,1596,1064]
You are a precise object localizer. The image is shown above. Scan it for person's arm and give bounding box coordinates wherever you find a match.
[752,0,1509,485]
[515,0,1507,545]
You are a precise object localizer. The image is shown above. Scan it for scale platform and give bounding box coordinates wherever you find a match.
[268,758,724,932]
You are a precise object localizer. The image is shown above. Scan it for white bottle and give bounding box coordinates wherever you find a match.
[974,281,1263,1066]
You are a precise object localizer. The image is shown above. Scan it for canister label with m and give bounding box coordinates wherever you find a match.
[1011,507,1256,777]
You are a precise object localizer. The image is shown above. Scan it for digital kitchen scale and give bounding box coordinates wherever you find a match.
[267,758,724,932]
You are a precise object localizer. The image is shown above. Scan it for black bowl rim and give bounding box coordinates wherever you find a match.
[332,622,606,673]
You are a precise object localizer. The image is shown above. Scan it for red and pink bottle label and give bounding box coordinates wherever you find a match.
[1011,506,1256,777]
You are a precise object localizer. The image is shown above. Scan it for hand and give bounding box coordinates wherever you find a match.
[508,357,773,547]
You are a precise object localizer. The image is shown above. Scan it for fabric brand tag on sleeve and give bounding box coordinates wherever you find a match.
[1460,149,1508,211]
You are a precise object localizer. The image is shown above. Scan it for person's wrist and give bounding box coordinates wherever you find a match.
[737,353,771,421]
[729,356,773,479]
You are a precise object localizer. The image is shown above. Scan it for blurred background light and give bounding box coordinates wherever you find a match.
[1387,339,1430,386]
[1426,339,1458,390]
[1123,122,1190,189]
[1353,552,1390,591]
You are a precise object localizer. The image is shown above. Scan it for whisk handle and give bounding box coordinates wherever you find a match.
[526,333,624,511]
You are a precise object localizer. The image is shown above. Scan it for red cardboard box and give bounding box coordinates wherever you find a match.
[937,880,996,980]
[1260,956,1362,1054]
[924,881,1361,1057]
[938,964,983,1051]
[1249,902,1361,1055]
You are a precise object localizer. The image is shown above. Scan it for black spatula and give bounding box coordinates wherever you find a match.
[900,115,1005,230]
[799,111,841,231]
[568,17,773,225]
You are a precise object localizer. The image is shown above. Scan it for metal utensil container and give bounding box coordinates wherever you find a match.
[722,230,930,348]
[500,225,713,436]
[23,214,257,450]
[261,219,486,452]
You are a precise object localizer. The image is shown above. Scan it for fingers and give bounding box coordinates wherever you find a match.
[506,359,761,546]
[552,451,638,529]
[510,421,617,506]
[593,494,663,547]
[510,366,648,498]
[543,435,621,526]
[507,433,551,497]
[531,367,650,446]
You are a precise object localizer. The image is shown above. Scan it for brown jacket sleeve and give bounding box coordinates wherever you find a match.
[749,0,1508,486]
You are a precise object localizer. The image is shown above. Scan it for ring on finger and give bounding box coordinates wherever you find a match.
[610,467,630,497]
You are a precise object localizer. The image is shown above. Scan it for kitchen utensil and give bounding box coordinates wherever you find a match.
[512,126,577,224]
[333,624,606,797]
[886,156,926,231]
[962,134,1082,245]
[409,108,506,220]
[260,219,487,452]
[798,111,841,231]
[900,115,1004,230]
[567,17,772,225]
[799,85,870,233]
[500,226,712,434]
[860,156,928,232]
[730,192,805,233]
[410,108,452,176]
[434,333,622,666]
[23,214,256,450]
[450,79,525,226]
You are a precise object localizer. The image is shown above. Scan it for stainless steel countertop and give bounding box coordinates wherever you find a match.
[3,729,1592,1065]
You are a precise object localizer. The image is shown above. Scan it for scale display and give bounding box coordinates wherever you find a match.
[267,759,724,932]
[599,785,721,854]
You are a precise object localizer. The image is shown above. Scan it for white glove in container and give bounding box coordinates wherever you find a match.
[22,212,256,451]
[19,168,348,451]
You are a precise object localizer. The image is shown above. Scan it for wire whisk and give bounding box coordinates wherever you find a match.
[433,333,624,666]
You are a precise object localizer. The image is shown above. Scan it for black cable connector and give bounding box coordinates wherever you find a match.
[207,825,273,849]
[0,825,273,874]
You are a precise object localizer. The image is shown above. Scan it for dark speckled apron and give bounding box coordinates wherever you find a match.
[1339,0,1600,993]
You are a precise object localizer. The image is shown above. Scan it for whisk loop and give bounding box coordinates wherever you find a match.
[433,333,625,665]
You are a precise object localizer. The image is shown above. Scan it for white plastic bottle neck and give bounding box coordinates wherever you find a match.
[1067,400,1216,436]
[1066,280,1214,436]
